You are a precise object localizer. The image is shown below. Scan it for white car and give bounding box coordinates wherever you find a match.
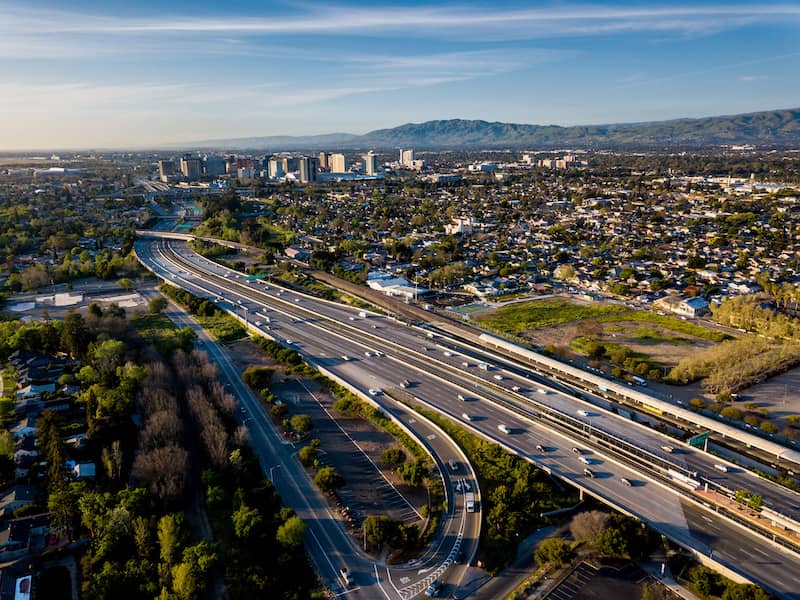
[497,424,511,434]
[368,388,381,396]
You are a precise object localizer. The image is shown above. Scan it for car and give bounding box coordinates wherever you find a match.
[462,412,474,421]
[511,385,521,392]
[577,409,590,417]
[579,456,591,464]
[457,394,466,401]
[493,374,503,381]
[443,351,453,357]
[497,424,511,434]
[425,581,443,597]
[339,567,354,586]
[571,447,582,455]
[621,477,632,487]
[285,339,293,345]
[448,460,459,471]
[536,444,546,452]
[364,351,373,357]
[583,468,595,478]
[341,355,350,361]
[368,388,381,396]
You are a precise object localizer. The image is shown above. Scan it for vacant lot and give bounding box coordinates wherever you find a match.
[475,298,629,334]
[476,297,723,374]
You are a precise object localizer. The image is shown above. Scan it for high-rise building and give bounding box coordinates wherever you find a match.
[400,148,415,167]
[299,157,318,183]
[318,152,330,171]
[180,155,203,180]
[330,153,347,173]
[363,151,378,176]
[204,155,226,176]
[158,159,177,182]
[268,158,284,179]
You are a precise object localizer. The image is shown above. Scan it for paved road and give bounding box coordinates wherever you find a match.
[137,238,800,599]
[137,243,482,599]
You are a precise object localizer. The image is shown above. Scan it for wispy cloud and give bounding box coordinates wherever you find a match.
[2,2,798,41]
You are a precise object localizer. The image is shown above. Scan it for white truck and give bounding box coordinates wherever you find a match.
[465,492,476,513]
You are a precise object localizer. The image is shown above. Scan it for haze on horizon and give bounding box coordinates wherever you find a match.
[1,0,799,151]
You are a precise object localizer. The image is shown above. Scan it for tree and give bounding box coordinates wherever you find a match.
[722,583,771,600]
[691,565,724,596]
[149,297,168,314]
[232,503,263,539]
[276,515,306,549]
[158,513,184,567]
[314,467,344,493]
[117,277,134,291]
[569,510,609,545]
[289,414,313,434]
[298,445,318,467]
[381,448,406,466]
[534,538,573,566]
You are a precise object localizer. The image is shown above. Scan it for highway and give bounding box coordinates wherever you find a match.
[136,247,482,599]
[137,237,800,599]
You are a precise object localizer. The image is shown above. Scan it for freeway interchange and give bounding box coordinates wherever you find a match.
[137,236,800,599]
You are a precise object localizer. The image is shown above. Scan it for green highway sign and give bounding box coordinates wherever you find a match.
[689,432,710,448]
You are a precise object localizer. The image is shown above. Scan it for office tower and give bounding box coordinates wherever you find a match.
[318,152,330,171]
[180,155,203,180]
[330,153,347,173]
[363,151,378,176]
[400,148,415,167]
[299,157,318,183]
[268,158,284,179]
[204,155,226,176]
[158,159,177,182]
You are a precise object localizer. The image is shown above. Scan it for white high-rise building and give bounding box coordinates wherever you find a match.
[330,153,347,173]
[268,158,284,179]
[400,148,415,167]
[363,152,378,176]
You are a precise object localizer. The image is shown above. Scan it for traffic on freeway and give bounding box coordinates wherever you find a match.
[137,236,800,598]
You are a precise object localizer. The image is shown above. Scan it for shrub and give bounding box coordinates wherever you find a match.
[720,406,742,420]
[534,538,573,567]
[381,447,406,466]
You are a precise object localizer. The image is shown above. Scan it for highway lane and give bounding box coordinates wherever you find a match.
[141,238,800,598]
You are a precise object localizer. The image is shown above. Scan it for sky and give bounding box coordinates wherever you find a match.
[1,1,799,150]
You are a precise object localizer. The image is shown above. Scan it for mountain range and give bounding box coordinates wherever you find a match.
[182,107,800,150]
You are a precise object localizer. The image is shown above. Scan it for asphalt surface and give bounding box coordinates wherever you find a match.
[137,237,800,599]
[136,245,482,599]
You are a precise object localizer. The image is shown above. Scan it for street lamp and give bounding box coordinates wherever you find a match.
[268,464,281,482]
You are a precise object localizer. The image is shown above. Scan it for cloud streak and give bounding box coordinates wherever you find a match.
[2,2,798,39]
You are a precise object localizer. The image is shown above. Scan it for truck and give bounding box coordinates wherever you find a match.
[465,492,476,513]
[632,375,647,387]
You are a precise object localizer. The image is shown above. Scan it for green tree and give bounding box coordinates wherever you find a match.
[149,297,168,314]
[158,513,184,567]
[289,414,313,434]
[276,515,306,549]
[314,467,344,493]
[232,503,263,539]
[534,538,573,567]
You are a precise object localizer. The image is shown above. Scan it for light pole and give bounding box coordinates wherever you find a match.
[268,464,281,482]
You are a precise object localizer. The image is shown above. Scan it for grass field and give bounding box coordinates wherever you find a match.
[476,298,629,334]
[596,311,730,342]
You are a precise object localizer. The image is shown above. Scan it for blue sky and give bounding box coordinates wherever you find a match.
[1,1,799,149]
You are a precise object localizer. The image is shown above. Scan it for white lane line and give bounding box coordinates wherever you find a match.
[374,564,394,600]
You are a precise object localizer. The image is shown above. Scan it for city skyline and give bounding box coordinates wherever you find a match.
[1,0,799,150]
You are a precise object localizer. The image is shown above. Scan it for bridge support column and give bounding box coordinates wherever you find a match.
[579,489,584,501]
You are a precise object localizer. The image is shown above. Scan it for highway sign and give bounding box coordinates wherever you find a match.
[689,432,710,448]
[244,274,266,281]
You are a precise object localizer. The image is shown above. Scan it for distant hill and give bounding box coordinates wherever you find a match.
[184,108,800,150]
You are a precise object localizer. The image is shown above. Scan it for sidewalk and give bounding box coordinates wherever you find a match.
[640,561,701,600]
